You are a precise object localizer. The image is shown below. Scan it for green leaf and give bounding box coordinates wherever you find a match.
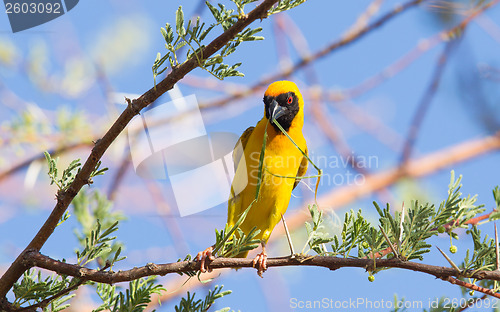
[160,27,168,42]
[176,6,185,36]
[206,1,221,21]
[493,186,500,210]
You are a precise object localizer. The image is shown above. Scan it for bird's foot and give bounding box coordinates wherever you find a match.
[196,246,214,273]
[252,250,268,277]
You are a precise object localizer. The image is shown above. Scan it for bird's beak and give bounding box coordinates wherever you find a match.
[269,99,287,122]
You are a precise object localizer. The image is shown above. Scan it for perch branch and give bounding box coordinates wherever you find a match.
[23,250,500,290]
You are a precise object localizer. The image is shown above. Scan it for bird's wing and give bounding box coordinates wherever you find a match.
[228,126,254,228]
[293,147,308,190]
[232,126,255,172]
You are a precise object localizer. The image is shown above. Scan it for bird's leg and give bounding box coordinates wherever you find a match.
[281,214,295,257]
[196,245,215,273]
[252,241,268,277]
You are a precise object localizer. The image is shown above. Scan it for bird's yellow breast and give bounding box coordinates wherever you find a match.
[228,117,306,243]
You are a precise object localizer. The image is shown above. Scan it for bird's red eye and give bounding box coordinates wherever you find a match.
[287,96,293,104]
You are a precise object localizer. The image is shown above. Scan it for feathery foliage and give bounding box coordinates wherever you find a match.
[72,190,126,268]
[373,171,485,261]
[303,204,334,254]
[331,209,372,258]
[12,269,77,311]
[462,226,496,273]
[300,172,489,265]
[152,2,262,84]
[75,219,123,267]
[174,285,231,312]
[268,0,307,15]
[44,151,108,192]
[152,0,307,84]
[94,276,165,312]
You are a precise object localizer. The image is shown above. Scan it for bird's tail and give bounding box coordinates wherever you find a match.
[233,250,249,259]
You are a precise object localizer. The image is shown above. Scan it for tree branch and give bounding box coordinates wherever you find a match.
[0,0,282,299]
[24,250,500,288]
[106,153,131,201]
[399,38,461,165]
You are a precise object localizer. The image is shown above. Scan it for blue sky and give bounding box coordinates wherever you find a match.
[1,0,500,311]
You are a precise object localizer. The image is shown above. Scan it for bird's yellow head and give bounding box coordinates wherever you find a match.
[263,81,304,132]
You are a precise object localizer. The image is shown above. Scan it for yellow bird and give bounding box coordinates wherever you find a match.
[197,80,308,276]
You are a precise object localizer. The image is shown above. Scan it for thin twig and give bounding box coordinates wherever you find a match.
[475,14,500,45]
[441,276,500,299]
[203,0,427,109]
[107,152,132,201]
[379,225,400,258]
[273,13,317,83]
[146,180,190,256]
[310,88,370,175]
[399,38,461,165]
[464,210,497,226]
[343,0,385,39]
[281,214,295,256]
[326,97,404,151]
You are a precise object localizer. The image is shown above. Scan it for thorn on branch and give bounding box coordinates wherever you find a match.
[100,260,112,272]
[495,223,499,271]
[379,225,400,259]
[78,268,86,277]
[55,190,65,202]
[293,253,315,263]
[125,97,142,115]
[436,246,461,274]
[146,263,159,272]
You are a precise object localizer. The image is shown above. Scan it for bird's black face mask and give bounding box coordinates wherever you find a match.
[264,92,300,133]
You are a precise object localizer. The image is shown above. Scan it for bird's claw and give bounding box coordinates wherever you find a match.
[252,251,268,277]
[196,246,215,273]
